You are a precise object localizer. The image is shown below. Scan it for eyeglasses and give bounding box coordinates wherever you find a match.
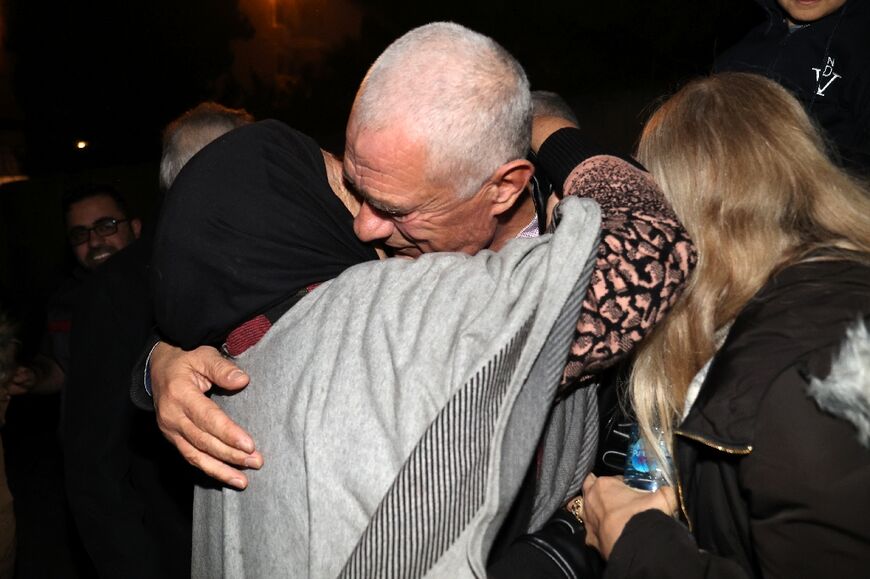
[67,217,129,246]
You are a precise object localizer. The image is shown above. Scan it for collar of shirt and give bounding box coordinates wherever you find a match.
[517,215,540,239]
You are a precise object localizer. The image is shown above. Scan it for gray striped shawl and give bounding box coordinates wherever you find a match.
[192,196,602,578]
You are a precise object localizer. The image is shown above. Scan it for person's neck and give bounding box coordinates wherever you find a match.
[489,190,536,251]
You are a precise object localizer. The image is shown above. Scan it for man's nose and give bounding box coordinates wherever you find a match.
[353,202,395,243]
[87,229,103,247]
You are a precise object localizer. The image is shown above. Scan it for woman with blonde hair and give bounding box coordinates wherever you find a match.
[577,72,870,578]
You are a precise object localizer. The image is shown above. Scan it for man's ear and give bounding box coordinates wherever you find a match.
[488,159,534,217]
[131,218,142,239]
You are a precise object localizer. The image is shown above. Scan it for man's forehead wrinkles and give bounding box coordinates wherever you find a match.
[341,166,398,213]
[348,165,410,210]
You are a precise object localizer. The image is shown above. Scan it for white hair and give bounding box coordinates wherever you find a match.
[352,22,531,199]
[160,102,254,191]
[531,90,579,126]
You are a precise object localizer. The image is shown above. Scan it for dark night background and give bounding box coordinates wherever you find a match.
[0,0,765,341]
[0,2,764,574]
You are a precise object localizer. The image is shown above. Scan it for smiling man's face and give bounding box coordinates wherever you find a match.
[66,194,141,269]
[777,0,847,23]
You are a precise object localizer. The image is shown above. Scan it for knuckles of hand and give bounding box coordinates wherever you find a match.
[182,449,202,468]
[192,430,213,451]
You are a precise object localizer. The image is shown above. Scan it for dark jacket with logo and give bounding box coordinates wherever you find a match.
[715,0,870,173]
[606,257,870,579]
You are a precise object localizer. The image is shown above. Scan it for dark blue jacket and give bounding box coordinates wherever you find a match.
[715,0,870,174]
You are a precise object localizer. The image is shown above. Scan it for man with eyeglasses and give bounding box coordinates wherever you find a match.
[45,183,141,378]
[62,105,255,579]
[0,184,143,578]
[63,184,141,271]
[10,185,141,396]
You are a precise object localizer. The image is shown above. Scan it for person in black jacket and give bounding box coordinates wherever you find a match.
[63,102,253,578]
[577,72,870,578]
[715,0,870,174]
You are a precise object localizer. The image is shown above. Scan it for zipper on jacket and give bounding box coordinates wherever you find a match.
[672,458,693,534]
[675,430,753,455]
[671,431,753,532]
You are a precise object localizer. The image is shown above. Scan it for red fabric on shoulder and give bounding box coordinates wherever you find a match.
[224,315,272,357]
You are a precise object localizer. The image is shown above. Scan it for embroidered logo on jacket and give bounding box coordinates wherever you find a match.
[812,57,841,96]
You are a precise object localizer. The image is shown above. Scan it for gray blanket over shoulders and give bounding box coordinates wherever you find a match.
[193,197,602,578]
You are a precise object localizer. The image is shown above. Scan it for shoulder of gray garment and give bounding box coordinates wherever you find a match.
[197,196,601,579]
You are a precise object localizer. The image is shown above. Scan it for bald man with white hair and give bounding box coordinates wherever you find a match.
[143,21,695,577]
[344,22,537,258]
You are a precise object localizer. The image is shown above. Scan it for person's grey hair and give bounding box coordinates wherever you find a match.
[352,22,531,199]
[531,90,579,126]
[160,102,255,191]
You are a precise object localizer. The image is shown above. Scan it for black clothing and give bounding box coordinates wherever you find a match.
[715,0,870,173]
[152,120,378,350]
[487,367,628,579]
[489,509,604,579]
[43,268,89,376]
[486,128,680,578]
[65,238,194,578]
[607,258,870,579]
[5,271,92,577]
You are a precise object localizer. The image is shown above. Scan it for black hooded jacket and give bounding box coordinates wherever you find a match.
[605,257,870,579]
[715,0,870,174]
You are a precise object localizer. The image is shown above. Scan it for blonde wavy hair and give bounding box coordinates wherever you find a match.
[632,72,870,465]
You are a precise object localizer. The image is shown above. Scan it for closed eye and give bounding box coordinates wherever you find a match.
[342,171,413,220]
[360,193,412,220]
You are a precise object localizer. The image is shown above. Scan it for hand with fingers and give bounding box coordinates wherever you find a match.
[9,365,34,395]
[581,474,677,559]
[150,341,263,489]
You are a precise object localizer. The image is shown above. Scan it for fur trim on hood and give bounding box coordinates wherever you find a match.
[808,317,870,449]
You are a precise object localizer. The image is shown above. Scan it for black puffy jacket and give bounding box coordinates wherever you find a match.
[606,257,870,579]
[715,0,870,174]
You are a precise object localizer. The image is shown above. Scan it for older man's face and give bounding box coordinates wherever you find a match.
[343,122,499,258]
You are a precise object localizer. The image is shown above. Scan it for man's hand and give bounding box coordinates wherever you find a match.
[9,354,65,395]
[9,366,35,395]
[150,341,262,489]
[582,474,676,559]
